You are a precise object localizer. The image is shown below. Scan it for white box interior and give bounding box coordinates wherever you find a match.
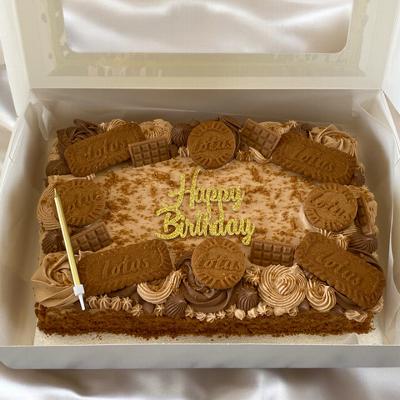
[1,88,400,367]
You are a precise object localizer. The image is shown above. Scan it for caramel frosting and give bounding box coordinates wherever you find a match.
[137,270,183,304]
[121,297,134,312]
[370,296,384,313]
[178,146,190,158]
[110,296,122,311]
[235,149,253,162]
[248,147,269,164]
[235,147,268,164]
[259,120,297,135]
[154,304,165,317]
[87,294,144,316]
[37,184,60,230]
[98,295,111,310]
[234,308,246,320]
[334,290,372,322]
[306,278,336,312]
[344,309,368,322]
[87,296,98,309]
[139,119,173,143]
[31,252,76,307]
[316,229,349,250]
[182,269,235,313]
[243,266,262,286]
[236,285,260,311]
[308,124,357,156]
[91,156,358,253]
[258,265,306,315]
[99,119,127,132]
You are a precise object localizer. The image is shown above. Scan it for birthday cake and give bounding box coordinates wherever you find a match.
[32,117,385,338]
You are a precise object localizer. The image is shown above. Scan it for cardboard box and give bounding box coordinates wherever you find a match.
[0,0,399,368]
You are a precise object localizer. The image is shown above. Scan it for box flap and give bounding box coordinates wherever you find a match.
[0,0,399,115]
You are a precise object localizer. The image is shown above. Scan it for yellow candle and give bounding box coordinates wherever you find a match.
[54,188,85,310]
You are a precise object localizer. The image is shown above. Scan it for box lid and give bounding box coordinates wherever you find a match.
[0,0,399,115]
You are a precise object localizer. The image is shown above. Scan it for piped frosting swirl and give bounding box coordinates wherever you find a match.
[139,119,173,143]
[308,124,357,156]
[182,268,234,313]
[164,293,188,318]
[258,265,306,315]
[306,278,336,312]
[348,232,378,254]
[31,252,76,307]
[236,285,260,311]
[137,270,183,304]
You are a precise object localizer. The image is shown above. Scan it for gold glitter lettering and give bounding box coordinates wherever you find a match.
[155,168,255,245]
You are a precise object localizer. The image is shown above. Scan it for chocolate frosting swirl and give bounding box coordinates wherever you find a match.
[335,291,356,309]
[31,252,76,307]
[171,123,197,147]
[259,265,306,314]
[164,293,188,318]
[348,232,378,254]
[182,268,234,313]
[57,120,99,154]
[236,285,260,311]
[41,229,64,254]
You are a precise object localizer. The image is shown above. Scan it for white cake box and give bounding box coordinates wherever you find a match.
[0,0,400,368]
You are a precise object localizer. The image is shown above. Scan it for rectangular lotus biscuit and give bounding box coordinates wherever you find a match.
[128,138,171,167]
[250,240,294,267]
[294,232,384,309]
[71,221,112,253]
[64,123,144,176]
[271,132,356,184]
[78,240,173,296]
[240,119,281,158]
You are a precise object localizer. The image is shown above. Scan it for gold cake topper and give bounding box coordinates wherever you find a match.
[155,168,255,245]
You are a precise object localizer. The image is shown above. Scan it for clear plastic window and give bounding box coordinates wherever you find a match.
[62,0,353,54]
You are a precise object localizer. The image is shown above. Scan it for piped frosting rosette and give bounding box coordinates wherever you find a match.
[306,278,336,312]
[181,268,235,313]
[139,119,173,143]
[31,252,76,307]
[137,270,183,304]
[308,124,357,156]
[258,264,306,316]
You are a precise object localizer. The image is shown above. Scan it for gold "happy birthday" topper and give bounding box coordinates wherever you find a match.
[155,168,255,245]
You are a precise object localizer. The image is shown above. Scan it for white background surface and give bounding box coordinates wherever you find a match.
[0,3,400,398]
